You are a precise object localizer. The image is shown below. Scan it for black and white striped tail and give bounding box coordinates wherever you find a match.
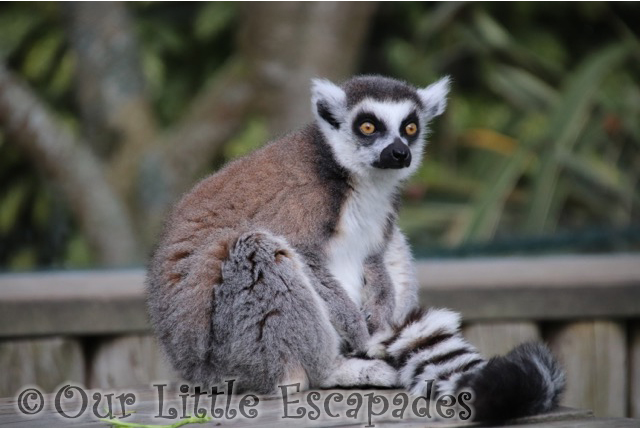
[384,308,565,421]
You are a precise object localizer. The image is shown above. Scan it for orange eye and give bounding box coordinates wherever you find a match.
[359,122,376,135]
[405,123,418,136]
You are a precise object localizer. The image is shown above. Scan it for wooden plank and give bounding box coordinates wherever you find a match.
[0,270,145,300]
[416,254,640,289]
[417,254,640,321]
[547,321,628,417]
[89,335,179,388]
[419,285,640,320]
[0,387,597,428]
[0,270,148,337]
[0,337,84,398]
[0,297,148,337]
[630,322,640,419]
[1,254,639,337]
[462,322,540,358]
[384,413,640,428]
[497,418,640,428]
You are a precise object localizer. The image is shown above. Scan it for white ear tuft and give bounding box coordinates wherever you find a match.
[311,78,346,129]
[417,76,451,119]
[311,78,346,107]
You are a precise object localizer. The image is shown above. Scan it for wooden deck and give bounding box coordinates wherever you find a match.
[1,254,640,420]
[1,387,638,428]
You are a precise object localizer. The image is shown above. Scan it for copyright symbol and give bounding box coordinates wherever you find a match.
[17,388,44,415]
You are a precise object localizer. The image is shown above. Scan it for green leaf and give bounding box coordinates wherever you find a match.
[559,152,638,207]
[473,9,511,50]
[49,51,75,97]
[224,117,268,160]
[488,65,559,110]
[0,9,42,60]
[194,2,236,41]
[65,235,93,269]
[461,143,533,241]
[0,183,27,234]
[525,43,631,233]
[22,30,63,81]
[8,249,37,271]
[142,50,166,97]
[99,414,212,427]
[416,2,468,42]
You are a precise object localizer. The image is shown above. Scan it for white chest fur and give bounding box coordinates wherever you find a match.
[325,180,396,307]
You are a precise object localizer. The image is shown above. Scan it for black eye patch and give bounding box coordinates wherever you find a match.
[400,111,420,144]
[352,112,387,142]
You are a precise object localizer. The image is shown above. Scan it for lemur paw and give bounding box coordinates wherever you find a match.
[364,360,399,387]
[365,327,396,359]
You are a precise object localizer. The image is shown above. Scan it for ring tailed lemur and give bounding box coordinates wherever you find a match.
[146,75,565,421]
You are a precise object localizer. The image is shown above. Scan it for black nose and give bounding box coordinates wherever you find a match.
[373,138,412,169]
[392,146,409,161]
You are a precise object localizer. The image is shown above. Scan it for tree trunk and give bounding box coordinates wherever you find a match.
[240,2,378,136]
[0,65,141,266]
[0,2,378,265]
[63,2,158,214]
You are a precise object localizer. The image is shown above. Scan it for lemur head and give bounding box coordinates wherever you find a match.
[311,75,450,181]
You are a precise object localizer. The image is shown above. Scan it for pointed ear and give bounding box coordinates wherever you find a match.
[311,78,346,130]
[417,76,451,119]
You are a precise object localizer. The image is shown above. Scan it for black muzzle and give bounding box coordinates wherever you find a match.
[373,139,411,169]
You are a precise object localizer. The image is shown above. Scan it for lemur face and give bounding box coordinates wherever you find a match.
[312,75,450,180]
[348,99,420,170]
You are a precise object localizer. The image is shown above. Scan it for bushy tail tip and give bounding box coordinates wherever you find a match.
[457,342,565,421]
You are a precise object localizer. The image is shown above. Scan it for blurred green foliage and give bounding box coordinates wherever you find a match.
[0,2,239,270]
[366,2,640,256]
[0,2,639,270]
